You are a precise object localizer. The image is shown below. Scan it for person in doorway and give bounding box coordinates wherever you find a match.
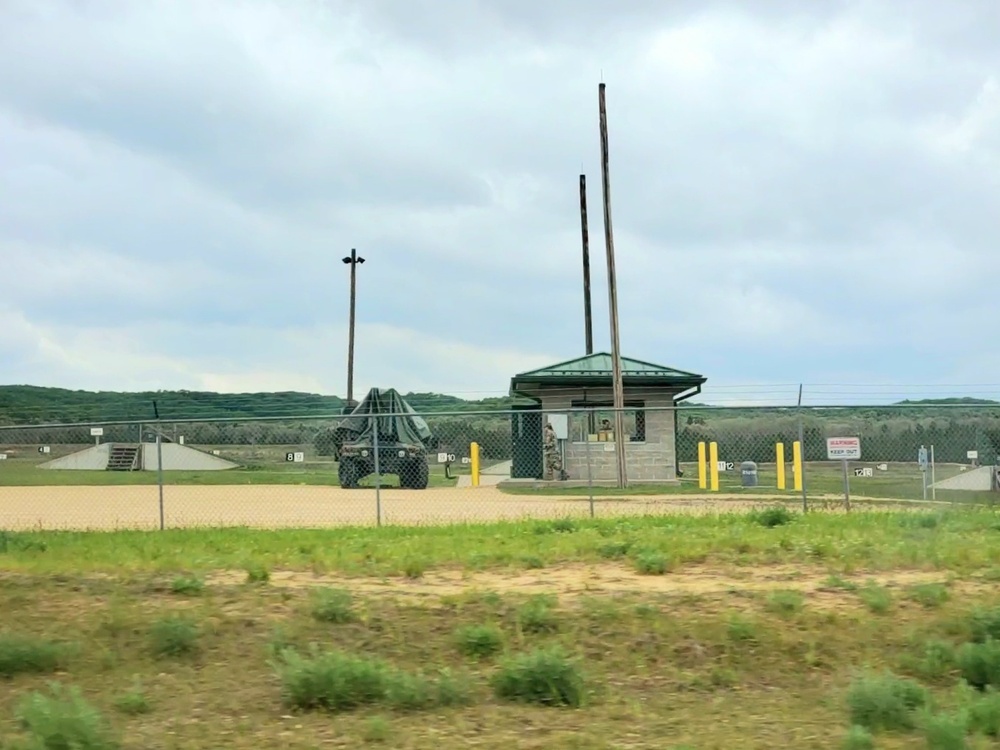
[543,421,564,481]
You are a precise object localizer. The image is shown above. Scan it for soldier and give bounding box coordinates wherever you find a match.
[543,421,564,481]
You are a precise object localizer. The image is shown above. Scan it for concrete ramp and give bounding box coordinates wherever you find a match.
[932,465,997,491]
[141,443,238,471]
[38,444,112,470]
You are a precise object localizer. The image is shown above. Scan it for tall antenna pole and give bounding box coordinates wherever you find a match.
[579,174,594,356]
[342,248,365,409]
[598,82,628,489]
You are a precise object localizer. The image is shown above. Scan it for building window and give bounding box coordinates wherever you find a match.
[568,401,646,443]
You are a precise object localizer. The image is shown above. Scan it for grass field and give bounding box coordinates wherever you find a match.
[4,509,1000,748]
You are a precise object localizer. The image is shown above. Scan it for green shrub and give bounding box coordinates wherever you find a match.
[597,540,632,559]
[310,587,356,624]
[491,646,585,707]
[454,624,504,659]
[114,681,152,715]
[845,671,927,731]
[274,648,390,711]
[517,595,559,634]
[841,725,874,750]
[245,564,270,584]
[726,616,758,643]
[900,640,957,683]
[766,590,804,616]
[16,682,119,750]
[384,668,472,710]
[907,583,950,609]
[967,688,1000,737]
[149,616,200,658]
[750,506,794,528]
[169,576,205,596]
[858,583,893,615]
[0,634,67,677]
[955,640,1000,690]
[633,551,670,575]
[272,647,469,713]
[921,711,969,750]
[967,607,1000,643]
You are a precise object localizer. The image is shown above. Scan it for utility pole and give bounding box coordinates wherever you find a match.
[598,82,628,489]
[342,248,365,409]
[579,174,594,356]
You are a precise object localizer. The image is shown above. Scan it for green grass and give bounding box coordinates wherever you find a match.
[4,509,1000,577]
[0,455,459,487]
[3,515,1000,748]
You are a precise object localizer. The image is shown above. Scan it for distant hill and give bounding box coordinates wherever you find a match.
[0,385,521,424]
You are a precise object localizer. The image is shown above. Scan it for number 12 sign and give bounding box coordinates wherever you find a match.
[826,437,861,461]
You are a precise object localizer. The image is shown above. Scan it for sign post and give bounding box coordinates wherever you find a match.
[826,437,861,511]
[90,426,104,446]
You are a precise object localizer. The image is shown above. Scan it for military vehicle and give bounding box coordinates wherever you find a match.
[329,388,435,490]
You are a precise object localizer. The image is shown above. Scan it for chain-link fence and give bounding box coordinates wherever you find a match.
[1,404,998,530]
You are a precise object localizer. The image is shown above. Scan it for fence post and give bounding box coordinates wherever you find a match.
[709,442,719,491]
[930,444,936,501]
[373,427,382,527]
[797,385,807,512]
[155,426,165,531]
[585,430,595,518]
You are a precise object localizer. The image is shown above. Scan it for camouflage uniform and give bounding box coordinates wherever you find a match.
[543,422,563,480]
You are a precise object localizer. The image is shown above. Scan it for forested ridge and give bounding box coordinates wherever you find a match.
[1,386,998,464]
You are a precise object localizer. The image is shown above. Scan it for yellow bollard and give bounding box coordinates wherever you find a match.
[470,442,480,487]
[709,441,719,491]
[697,441,707,489]
[776,442,786,490]
[792,440,802,491]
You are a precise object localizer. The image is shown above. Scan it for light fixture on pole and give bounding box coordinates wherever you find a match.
[342,248,365,410]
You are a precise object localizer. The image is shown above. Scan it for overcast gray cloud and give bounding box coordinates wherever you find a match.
[1,0,999,405]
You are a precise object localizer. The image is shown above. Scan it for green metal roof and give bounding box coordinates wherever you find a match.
[510,352,706,395]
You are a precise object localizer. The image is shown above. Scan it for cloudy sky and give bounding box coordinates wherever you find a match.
[2,0,999,406]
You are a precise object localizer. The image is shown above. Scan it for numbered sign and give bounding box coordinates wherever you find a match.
[38,446,50,454]
[716,461,734,472]
[854,467,873,478]
[285,452,304,463]
[437,452,449,463]
[461,457,471,464]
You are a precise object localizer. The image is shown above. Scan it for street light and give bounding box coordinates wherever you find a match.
[342,248,365,409]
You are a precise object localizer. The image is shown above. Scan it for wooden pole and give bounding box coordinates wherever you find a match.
[579,174,594,356]
[598,82,628,489]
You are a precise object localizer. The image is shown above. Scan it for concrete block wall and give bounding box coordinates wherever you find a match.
[538,390,678,483]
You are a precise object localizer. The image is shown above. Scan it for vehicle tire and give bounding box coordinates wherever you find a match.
[338,458,359,489]
[409,459,429,490]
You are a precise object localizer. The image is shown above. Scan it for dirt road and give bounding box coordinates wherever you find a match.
[0,484,872,531]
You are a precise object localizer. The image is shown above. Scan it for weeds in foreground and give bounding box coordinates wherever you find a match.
[749,506,794,528]
[858,583,893,615]
[15,682,119,750]
[920,710,968,750]
[633,551,670,575]
[272,647,472,713]
[245,564,270,584]
[454,624,504,660]
[899,640,957,684]
[845,671,927,731]
[967,688,1000,736]
[149,616,200,658]
[491,646,585,707]
[310,587,356,624]
[0,634,67,677]
[517,595,559,634]
[955,639,1000,690]
[840,724,874,750]
[169,576,205,596]
[114,680,152,715]
[766,590,804,616]
[908,583,950,609]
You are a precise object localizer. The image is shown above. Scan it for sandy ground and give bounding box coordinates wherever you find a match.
[0,484,927,531]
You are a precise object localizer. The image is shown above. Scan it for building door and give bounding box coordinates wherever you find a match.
[511,404,543,479]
